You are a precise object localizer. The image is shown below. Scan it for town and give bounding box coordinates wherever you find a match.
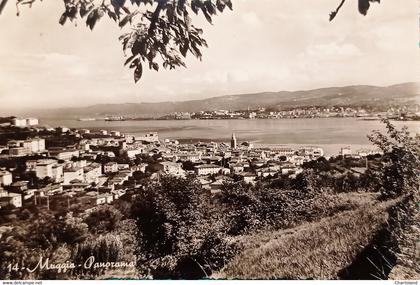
[0,115,384,215]
[97,104,420,121]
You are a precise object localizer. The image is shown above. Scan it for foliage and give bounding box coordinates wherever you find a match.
[130,175,223,278]
[219,179,370,236]
[329,0,380,21]
[1,0,382,83]
[4,0,232,83]
[83,205,123,234]
[145,162,164,173]
[368,119,419,199]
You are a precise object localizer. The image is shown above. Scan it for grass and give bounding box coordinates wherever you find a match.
[214,196,399,280]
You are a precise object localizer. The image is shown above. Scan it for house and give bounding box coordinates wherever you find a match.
[209,179,224,192]
[0,170,12,186]
[83,163,102,184]
[243,173,257,184]
[340,146,352,157]
[12,118,27,127]
[230,163,245,174]
[197,177,212,190]
[176,152,202,163]
[194,164,221,176]
[26,118,39,126]
[63,180,90,192]
[9,181,29,193]
[274,147,295,157]
[118,164,130,170]
[27,159,63,182]
[290,155,305,165]
[63,167,84,184]
[93,193,114,205]
[49,149,80,161]
[161,162,185,176]
[0,192,22,208]
[104,162,119,174]
[281,164,297,175]
[220,168,231,175]
[136,132,159,143]
[110,130,121,137]
[37,184,63,196]
[257,169,278,178]
[298,146,324,159]
[9,147,30,157]
[125,148,144,159]
[8,138,45,154]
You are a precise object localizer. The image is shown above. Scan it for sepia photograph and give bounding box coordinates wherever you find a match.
[0,0,419,282]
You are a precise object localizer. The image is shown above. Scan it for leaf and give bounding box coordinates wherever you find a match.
[119,12,137,28]
[59,13,67,25]
[134,62,143,83]
[124,54,136,66]
[130,58,140,69]
[86,9,98,30]
[359,0,380,16]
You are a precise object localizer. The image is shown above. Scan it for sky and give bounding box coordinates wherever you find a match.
[0,0,419,109]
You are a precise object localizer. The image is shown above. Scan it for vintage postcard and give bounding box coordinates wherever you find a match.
[0,0,419,282]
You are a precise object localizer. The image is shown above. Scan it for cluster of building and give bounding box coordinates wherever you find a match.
[0,117,39,128]
[0,115,384,211]
[157,105,420,120]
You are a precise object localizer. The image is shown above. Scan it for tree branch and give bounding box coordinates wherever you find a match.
[329,0,346,22]
[0,0,8,15]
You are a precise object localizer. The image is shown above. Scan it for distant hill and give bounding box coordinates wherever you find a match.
[10,82,420,118]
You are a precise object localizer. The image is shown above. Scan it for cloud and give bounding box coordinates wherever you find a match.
[241,12,262,28]
[0,0,419,108]
[300,42,362,58]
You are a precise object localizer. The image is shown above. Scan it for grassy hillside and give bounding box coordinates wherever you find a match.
[214,197,400,280]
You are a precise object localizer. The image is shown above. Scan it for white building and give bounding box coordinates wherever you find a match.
[0,192,22,208]
[230,163,246,174]
[49,149,80,161]
[104,162,119,174]
[9,147,30,157]
[136,132,159,143]
[12,118,27,127]
[126,148,144,159]
[161,162,185,176]
[93,193,114,205]
[80,129,91,134]
[7,138,45,154]
[0,171,13,186]
[26,118,39,126]
[298,146,324,159]
[84,163,102,184]
[110,130,121,137]
[194,164,221,176]
[177,152,202,162]
[340,146,352,156]
[28,159,64,182]
[24,138,45,153]
[63,168,84,184]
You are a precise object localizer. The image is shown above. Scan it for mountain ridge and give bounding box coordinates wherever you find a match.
[6,82,420,118]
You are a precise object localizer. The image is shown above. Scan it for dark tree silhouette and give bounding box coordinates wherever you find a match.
[0,0,381,83]
[330,0,380,21]
[1,0,233,83]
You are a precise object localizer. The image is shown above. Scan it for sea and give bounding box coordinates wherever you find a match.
[40,118,420,157]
